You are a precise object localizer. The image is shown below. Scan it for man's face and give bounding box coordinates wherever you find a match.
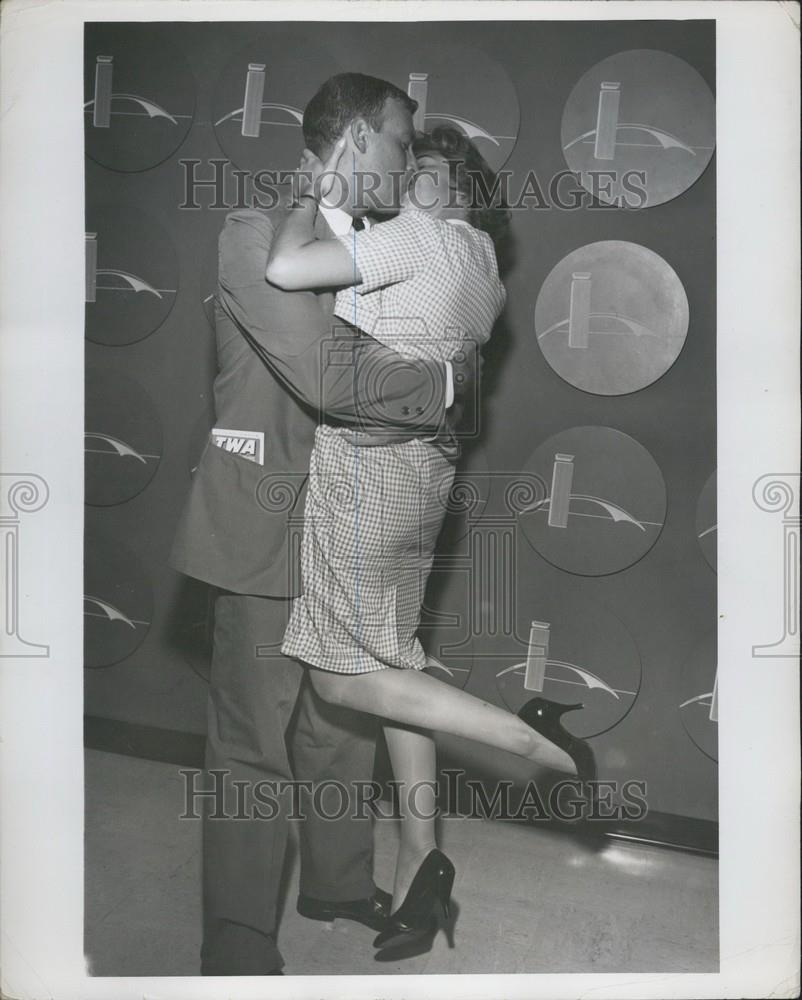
[355,97,417,215]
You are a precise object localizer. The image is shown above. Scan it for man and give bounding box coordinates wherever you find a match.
[170,73,476,975]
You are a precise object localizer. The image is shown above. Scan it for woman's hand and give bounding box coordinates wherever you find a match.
[296,136,348,202]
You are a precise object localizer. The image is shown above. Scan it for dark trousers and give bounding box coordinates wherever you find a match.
[200,592,380,975]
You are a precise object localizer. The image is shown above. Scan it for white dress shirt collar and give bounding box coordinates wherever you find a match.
[318,200,373,235]
[318,201,470,234]
[318,201,352,235]
[327,204,470,231]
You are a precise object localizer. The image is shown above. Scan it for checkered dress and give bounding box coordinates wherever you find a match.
[281,208,506,673]
[334,206,505,363]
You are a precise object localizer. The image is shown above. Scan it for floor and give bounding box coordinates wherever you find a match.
[84,749,718,976]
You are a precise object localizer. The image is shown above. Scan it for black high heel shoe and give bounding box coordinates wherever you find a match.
[518,697,598,816]
[373,849,455,952]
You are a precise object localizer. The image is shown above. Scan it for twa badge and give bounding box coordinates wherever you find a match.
[212,428,265,466]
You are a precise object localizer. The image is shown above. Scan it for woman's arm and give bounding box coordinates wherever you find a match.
[266,136,364,291]
[265,195,362,291]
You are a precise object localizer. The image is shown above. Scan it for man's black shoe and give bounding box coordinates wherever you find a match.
[297,888,392,931]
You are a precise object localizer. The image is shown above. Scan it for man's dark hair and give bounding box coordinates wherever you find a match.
[303,73,417,157]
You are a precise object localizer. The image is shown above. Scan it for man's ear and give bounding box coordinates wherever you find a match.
[349,117,370,155]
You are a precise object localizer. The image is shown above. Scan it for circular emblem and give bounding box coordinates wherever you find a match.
[678,630,718,762]
[85,368,163,506]
[561,49,715,208]
[84,24,196,172]
[358,40,520,173]
[212,34,342,179]
[85,207,179,346]
[517,426,667,576]
[84,529,153,668]
[494,581,641,739]
[696,470,717,573]
[534,241,689,395]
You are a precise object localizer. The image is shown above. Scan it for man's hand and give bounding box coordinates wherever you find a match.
[296,136,348,202]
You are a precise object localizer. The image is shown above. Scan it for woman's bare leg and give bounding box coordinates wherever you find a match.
[382,723,439,911]
[308,667,577,774]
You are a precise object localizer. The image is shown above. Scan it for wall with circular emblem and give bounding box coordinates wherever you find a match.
[84,19,716,828]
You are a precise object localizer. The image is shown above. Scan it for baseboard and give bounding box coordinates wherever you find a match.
[595,811,718,856]
[84,715,718,857]
[84,715,205,768]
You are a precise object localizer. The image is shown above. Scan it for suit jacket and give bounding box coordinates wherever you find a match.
[170,207,451,597]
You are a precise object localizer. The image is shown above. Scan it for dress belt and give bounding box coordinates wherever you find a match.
[341,430,417,447]
[337,428,460,464]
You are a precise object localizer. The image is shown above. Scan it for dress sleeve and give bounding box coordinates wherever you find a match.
[337,210,435,295]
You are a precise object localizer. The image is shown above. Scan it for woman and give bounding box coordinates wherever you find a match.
[266,127,596,953]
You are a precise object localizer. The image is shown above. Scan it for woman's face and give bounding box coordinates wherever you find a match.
[403,153,460,215]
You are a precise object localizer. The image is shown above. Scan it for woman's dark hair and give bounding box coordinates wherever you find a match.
[413,126,512,271]
[303,73,417,157]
